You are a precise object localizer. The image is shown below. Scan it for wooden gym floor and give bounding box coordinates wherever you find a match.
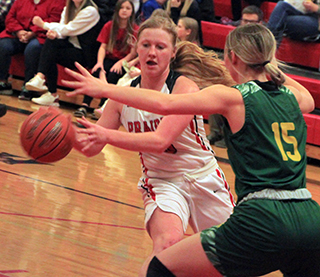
[1,92,320,277]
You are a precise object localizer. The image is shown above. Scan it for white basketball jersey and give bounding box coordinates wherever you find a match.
[120,71,217,179]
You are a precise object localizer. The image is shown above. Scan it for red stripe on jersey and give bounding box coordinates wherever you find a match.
[216,168,235,207]
[144,177,156,201]
[139,152,148,175]
[189,117,210,151]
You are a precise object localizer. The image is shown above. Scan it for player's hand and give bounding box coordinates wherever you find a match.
[63,62,111,99]
[75,117,108,152]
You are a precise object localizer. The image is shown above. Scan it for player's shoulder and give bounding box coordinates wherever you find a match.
[174,75,199,94]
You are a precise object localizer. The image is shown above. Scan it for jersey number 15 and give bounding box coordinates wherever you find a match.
[272,122,301,162]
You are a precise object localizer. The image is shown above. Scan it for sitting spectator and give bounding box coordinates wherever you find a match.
[268,0,320,47]
[177,16,199,44]
[0,0,65,97]
[141,0,166,21]
[240,5,264,25]
[0,0,15,33]
[74,0,139,118]
[222,5,264,26]
[166,0,202,43]
[24,0,100,106]
[231,0,264,21]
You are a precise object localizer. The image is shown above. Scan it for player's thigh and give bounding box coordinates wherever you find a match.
[148,208,185,251]
[156,233,222,277]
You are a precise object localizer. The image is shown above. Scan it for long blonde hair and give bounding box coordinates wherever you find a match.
[171,41,236,89]
[166,0,193,17]
[225,24,285,86]
[64,0,97,24]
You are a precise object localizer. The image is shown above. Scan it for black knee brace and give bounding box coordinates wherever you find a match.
[147,256,176,277]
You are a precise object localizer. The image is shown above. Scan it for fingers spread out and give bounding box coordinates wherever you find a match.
[76,117,92,129]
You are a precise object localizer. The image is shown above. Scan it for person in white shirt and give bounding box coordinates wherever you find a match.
[24,0,100,106]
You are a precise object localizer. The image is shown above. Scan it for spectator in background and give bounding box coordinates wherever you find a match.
[24,0,100,106]
[230,0,279,21]
[73,0,139,118]
[268,0,320,47]
[141,0,166,21]
[231,0,264,21]
[0,0,65,96]
[240,4,264,25]
[222,5,264,26]
[177,16,199,44]
[165,0,202,43]
[0,0,15,32]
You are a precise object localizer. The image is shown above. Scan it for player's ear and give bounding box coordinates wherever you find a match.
[172,45,177,59]
[230,50,238,65]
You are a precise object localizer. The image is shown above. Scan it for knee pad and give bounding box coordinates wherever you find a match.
[147,256,176,277]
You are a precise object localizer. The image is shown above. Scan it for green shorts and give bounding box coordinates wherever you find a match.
[201,199,320,277]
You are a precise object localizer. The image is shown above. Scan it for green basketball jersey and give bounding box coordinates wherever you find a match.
[224,81,307,202]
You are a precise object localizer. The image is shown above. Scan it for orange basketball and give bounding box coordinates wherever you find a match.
[20,107,75,163]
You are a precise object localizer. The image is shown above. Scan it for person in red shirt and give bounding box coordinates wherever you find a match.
[74,0,139,118]
[0,0,65,97]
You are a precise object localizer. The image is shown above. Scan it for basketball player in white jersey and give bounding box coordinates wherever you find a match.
[68,15,235,277]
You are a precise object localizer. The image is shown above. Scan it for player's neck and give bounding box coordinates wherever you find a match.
[140,71,169,91]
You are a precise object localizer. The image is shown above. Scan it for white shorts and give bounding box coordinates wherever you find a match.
[138,160,235,233]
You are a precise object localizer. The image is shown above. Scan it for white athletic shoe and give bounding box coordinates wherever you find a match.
[32,92,60,107]
[26,75,48,92]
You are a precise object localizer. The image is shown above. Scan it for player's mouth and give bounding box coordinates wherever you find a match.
[146,61,157,65]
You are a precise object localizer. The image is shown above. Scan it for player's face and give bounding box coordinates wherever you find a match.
[137,28,175,76]
[119,1,133,20]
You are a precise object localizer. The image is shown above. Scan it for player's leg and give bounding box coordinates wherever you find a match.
[147,233,223,277]
[139,207,185,277]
